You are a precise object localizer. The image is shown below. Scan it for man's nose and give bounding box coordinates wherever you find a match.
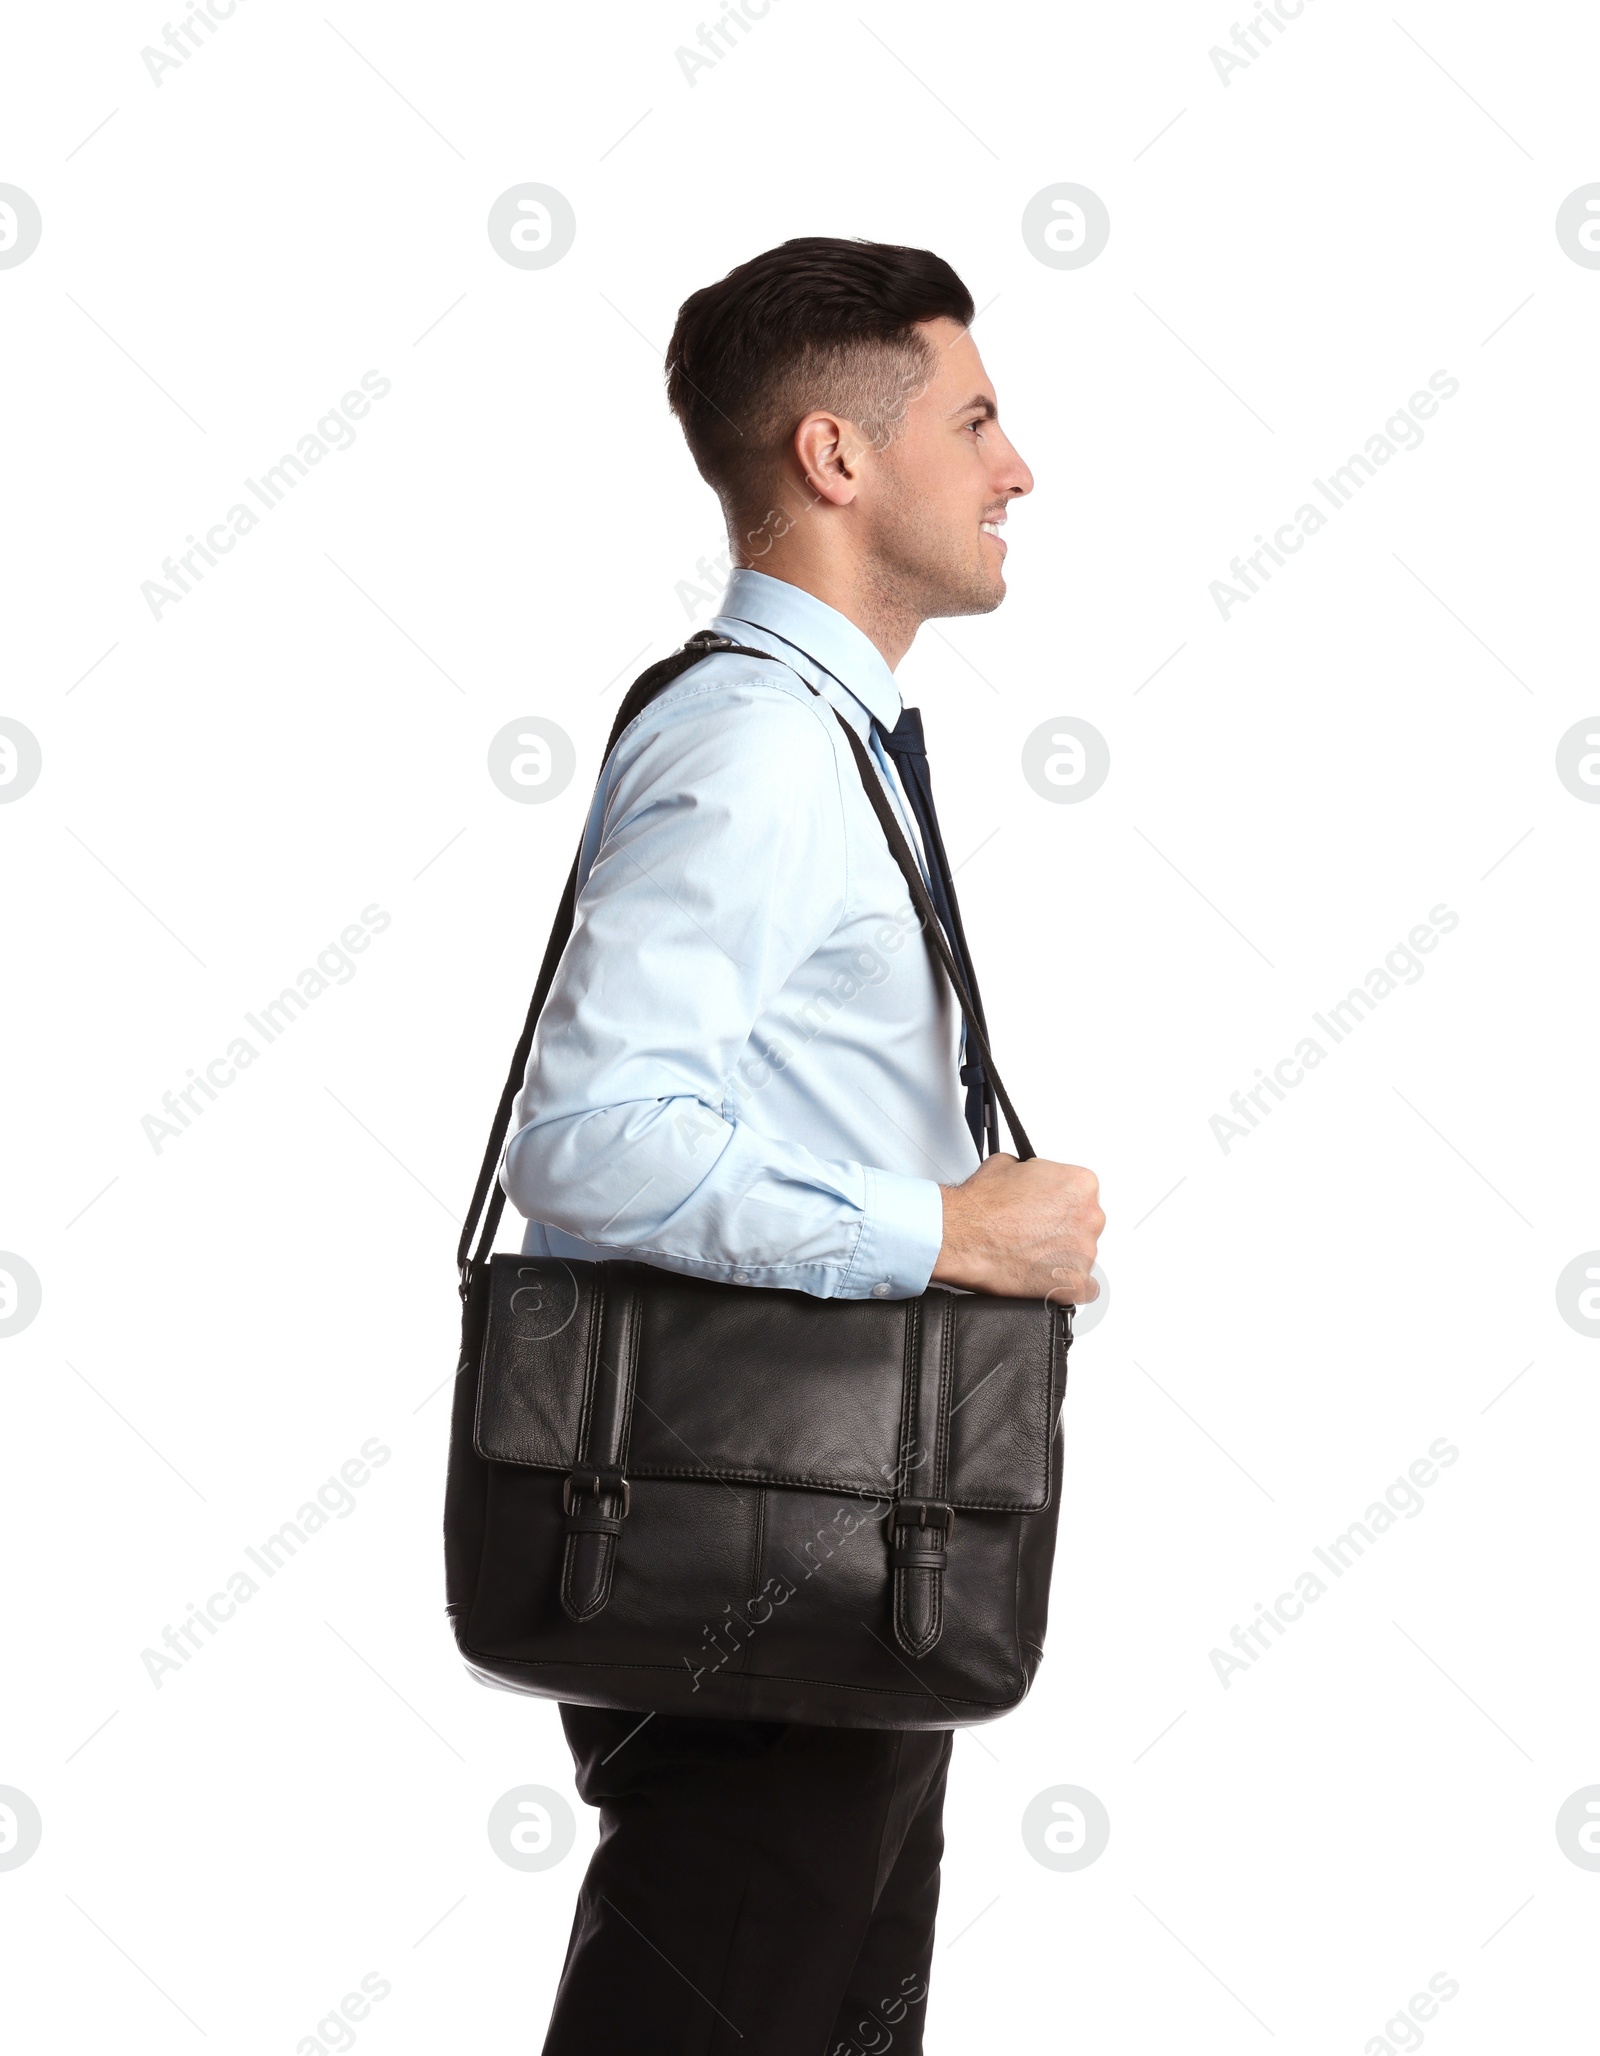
[996,436,1034,498]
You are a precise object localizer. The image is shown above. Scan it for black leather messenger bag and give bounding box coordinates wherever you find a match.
[443,632,1074,1728]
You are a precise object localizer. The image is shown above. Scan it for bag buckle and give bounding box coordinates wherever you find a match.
[563,1469,631,1518]
[892,1499,955,1538]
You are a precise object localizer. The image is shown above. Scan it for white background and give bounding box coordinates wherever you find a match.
[3,0,1598,2048]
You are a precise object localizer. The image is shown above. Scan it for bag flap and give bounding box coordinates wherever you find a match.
[473,1256,1068,1513]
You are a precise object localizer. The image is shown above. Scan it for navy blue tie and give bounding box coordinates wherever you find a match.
[874,706,998,1156]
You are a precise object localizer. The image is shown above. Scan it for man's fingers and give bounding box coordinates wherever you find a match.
[1044,1272,1098,1306]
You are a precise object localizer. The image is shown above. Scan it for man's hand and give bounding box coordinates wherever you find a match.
[931,1154,1104,1302]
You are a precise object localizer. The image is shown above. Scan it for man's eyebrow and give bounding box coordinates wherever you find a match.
[948,393,997,420]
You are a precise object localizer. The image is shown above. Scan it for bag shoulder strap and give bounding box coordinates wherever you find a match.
[825,710,1033,1162]
[457,631,1032,1285]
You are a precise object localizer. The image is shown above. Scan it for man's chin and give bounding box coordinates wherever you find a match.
[927,572,1006,620]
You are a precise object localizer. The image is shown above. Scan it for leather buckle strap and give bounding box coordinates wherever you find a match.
[562,1469,631,1518]
[559,1268,642,1623]
[563,1511,624,1539]
[889,1500,955,1571]
[561,1469,629,1564]
[890,1290,957,1659]
[892,1499,955,1537]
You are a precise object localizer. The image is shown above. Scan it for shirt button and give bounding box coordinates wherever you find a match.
[733,1269,753,1285]
[871,1281,893,1299]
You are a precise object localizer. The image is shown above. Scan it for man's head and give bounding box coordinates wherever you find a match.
[666,237,1033,653]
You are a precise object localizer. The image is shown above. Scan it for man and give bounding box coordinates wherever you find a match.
[500,237,1104,2055]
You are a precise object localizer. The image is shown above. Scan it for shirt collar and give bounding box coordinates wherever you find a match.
[712,568,903,733]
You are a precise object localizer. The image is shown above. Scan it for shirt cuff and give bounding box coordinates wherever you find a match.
[848,1166,944,1300]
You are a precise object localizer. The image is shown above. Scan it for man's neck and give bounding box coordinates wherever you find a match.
[731,553,921,671]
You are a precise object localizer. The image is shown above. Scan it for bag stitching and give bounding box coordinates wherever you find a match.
[457,1637,1025,1709]
[479,1456,1047,1513]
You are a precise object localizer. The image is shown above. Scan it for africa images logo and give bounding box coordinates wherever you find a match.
[1208,372,1460,621]
[140,372,392,621]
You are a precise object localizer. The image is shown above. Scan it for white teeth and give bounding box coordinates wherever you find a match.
[981,520,1004,536]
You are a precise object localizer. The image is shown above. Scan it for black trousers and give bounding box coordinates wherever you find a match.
[541,1704,954,2056]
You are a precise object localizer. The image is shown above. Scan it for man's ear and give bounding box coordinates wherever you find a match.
[792,410,863,507]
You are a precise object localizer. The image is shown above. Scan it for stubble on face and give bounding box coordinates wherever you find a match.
[859,450,1007,624]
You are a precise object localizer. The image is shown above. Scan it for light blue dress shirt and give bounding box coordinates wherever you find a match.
[499,569,981,1299]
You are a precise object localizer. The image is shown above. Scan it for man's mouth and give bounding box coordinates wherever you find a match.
[980,518,1007,555]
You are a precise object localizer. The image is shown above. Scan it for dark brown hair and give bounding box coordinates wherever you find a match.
[665,236,975,520]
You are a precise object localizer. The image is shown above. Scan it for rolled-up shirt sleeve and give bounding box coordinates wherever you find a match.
[499,672,945,1299]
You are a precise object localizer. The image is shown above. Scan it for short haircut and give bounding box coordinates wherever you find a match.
[665,236,975,520]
